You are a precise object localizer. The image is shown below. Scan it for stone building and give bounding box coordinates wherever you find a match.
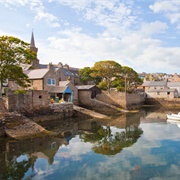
[141,80,179,99]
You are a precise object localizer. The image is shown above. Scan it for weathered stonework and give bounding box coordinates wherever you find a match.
[96,91,145,109]
[6,90,49,113]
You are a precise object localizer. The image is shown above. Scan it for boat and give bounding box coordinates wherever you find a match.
[167,119,180,128]
[166,112,180,120]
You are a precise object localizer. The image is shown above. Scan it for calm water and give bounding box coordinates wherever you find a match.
[0,109,180,180]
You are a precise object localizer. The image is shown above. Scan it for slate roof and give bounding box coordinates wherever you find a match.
[39,63,79,78]
[49,86,72,93]
[76,85,96,90]
[167,82,180,87]
[24,69,48,79]
[59,81,70,86]
[142,81,167,86]
[61,68,76,77]
[49,86,66,93]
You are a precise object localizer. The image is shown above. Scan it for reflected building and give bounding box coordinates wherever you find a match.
[0,136,68,179]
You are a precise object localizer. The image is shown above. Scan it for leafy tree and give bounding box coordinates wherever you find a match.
[0,36,36,96]
[111,66,142,92]
[121,66,142,91]
[97,80,107,90]
[91,60,122,93]
[79,66,102,85]
[79,67,93,84]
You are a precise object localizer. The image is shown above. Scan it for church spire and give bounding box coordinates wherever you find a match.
[30,31,36,48]
[30,31,38,53]
[30,31,39,69]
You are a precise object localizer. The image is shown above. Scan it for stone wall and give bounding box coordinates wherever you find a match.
[78,91,92,106]
[96,91,145,109]
[146,91,176,99]
[6,90,49,113]
[26,103,74,122]
[78,90,145,110]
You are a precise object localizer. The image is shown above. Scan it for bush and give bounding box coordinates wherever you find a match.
[14,90,27,94]
[97,81,107,90]
[116,86,125,92]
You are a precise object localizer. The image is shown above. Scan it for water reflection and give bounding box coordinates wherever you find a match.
[0,136,67,179]
[79,119,143,155]
[0,110,180,180]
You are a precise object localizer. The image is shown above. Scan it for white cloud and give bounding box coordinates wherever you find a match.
[41,25,180,73]
[140,21,168,36]
[167,13,180,24]
[0,0,60,28]
[149,1,179,13]
[35,11,60,28]
[0,0,180,73]
[150,0,180,25]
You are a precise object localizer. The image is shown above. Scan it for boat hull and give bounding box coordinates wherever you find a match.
[167,114,180,120]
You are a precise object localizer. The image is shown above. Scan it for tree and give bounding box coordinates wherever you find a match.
[91,60,122,93]
[0,36,36,97]
[79,67,102,85]
[121,66,142,91]
[79,67,94,85]
[111,66,142,92]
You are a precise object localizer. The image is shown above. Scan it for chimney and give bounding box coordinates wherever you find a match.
[48,62,54,71]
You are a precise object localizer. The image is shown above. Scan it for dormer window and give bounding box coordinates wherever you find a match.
[47,78,56,85]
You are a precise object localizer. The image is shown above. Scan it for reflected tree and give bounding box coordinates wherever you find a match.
[2,157,33,180]
[93,127,143,155]
[80,122,110,143]
[79,121,143,156]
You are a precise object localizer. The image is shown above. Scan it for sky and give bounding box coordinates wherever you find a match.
[0,0,180,74]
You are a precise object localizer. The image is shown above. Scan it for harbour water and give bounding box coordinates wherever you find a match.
[0,108,180,180]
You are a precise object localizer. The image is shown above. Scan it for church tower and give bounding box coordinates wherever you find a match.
[30,31,39,69]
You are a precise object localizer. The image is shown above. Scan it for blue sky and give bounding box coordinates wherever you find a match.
[0,0,180,74]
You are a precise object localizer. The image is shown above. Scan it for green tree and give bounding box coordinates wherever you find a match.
[79,66,102,85]
[121,66,142,92]
[0,36,36,96]
[111,66,142,92]
[91,60,122,93]
[79,67,94,84]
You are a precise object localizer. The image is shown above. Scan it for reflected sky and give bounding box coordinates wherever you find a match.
[1,111,180,180]
[31,121,180,180]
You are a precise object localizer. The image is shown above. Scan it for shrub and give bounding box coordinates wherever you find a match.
[14,90,27,94]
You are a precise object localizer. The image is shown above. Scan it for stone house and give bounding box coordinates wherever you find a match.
[142,81,178,99]
[49,86,73,102]
[76,85,101,104]
[59,81,78,103]
[58,64,80,85]
[25,64,78,102]
[167,82,180,97]
[39,62,81,85]
[24,63,58,92]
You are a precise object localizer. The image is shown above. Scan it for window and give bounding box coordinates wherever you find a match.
[167,92,170,95]
[47,78,56,85]
[157,92,160,95]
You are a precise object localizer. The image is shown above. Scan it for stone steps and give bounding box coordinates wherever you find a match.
[73,105,108,119]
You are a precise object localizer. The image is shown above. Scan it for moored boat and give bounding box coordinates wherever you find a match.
[167,119,180,128]
[166,112,180,120]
